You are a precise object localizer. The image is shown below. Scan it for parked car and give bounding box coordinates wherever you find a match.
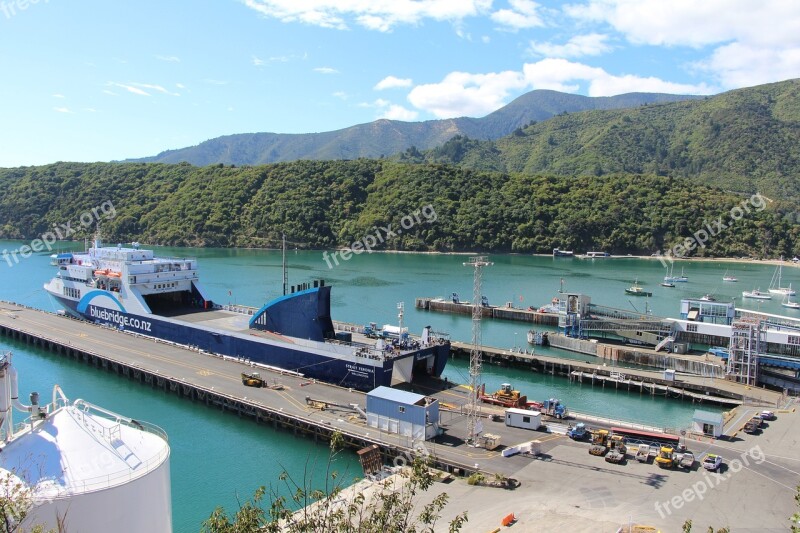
[759,410,776,421]
[703,454,722,472]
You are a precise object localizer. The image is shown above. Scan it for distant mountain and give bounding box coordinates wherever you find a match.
[128,91,699,166]
[417,79,800,200]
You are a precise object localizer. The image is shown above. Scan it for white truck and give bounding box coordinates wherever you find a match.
[505,408,543,430]
[635,444,651,463]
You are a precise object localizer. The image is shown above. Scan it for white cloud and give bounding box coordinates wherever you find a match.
[102,90,118,96]
[204,79,229,85]
[381,104,419,121]
[82,108,97,113]
[359,98,419,121]
[333,91,348,100]
[698,42,800,89]
[314,67,339,74]
[357,98,391,109]
[156,55,180,63]
[52,93,65,99]
[406,59,714,119]
[242,0,492,32]
[522,58,714,95]
[565,0,800,88]
[132,83,181,96]
[107,82,150,96]
[106,82,181,97]
[252,55,265,66]
[374,76,413,90]
[176,83,186,89]
[408,70,528,118]
[491,0,544,30]
[53,107,74,114]
[529,33,612,58]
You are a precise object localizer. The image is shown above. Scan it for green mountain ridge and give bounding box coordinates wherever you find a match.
[127,91,698,166]
[417,79,800,201]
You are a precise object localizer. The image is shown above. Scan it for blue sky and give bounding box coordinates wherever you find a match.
[1,0,798,167]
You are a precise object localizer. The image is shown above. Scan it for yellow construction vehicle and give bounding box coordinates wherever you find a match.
[589,429,610,456]
[605,435,627,463]
[655,446,674,468]
[481,383,528,408]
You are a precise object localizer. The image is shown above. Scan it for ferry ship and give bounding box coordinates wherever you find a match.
[43,238,449,391]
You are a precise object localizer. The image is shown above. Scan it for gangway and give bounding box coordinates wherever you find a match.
[655,336,674,352]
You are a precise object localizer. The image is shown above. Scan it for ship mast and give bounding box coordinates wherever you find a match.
[282,232,287,296]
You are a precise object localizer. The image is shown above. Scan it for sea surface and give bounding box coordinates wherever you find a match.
[2,240,792,531]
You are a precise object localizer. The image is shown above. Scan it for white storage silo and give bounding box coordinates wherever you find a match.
[0,353,171,532]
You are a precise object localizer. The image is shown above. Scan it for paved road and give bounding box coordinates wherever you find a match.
[411,398,800,532]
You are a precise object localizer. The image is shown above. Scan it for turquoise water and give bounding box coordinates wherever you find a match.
[3,241,787,530]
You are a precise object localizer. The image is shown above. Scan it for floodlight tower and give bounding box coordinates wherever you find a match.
[464,256,492,445]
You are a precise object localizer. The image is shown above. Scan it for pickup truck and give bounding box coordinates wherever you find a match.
[676,451,695,469]
[743,417,760,434]
[703,454,722,472]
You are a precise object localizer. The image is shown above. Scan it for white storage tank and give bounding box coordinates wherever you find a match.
[0,353,171,533]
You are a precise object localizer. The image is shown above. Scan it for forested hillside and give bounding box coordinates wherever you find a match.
[0,161,797,258]
[413,79,800,201]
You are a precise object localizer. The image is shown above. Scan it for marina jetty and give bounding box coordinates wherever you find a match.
[415,295,559,325]
[448,340,781,407]
[422,291,800,397]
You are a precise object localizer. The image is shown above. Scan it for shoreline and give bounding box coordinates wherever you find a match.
[2,238,797,269]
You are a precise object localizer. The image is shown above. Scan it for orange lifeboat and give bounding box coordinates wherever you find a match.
[94,269,108,276]
[106,271,122,278]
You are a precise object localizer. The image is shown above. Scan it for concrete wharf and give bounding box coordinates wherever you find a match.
[0,301,784,481]
[0,301,564,478]
[415,297,559,326]
[448,340,783,407]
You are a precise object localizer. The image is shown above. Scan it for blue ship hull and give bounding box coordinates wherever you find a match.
[52,296,448,392]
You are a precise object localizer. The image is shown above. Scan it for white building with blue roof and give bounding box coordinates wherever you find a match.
[366,386,439,441]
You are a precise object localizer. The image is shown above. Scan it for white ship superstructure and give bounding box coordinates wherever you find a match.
[44,239,451,391]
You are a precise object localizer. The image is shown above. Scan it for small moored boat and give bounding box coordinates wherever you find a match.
[625,280,652,297]
[723,269,738,282]
[742,288,772,300]
[782,296,800,309]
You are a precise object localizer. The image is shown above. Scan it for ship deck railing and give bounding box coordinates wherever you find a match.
[214,304,257,316]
